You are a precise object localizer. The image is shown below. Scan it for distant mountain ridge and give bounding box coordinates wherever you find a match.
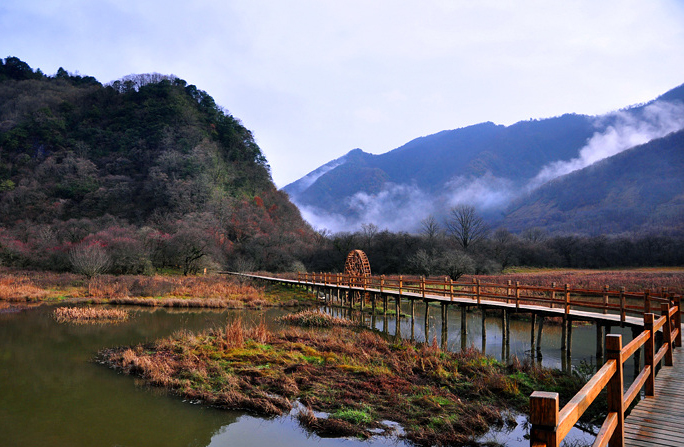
[284,83,684,235]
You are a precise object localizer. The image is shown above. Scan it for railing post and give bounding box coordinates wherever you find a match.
[620,287,626,324]
[476,278,481,305]
[421,276,425,298]
[380,275,385,293]
[399,275,403,296]
[662,303,674,366]
[515,281,520,310]
[603,285,609,314]
[507,280,512,304]
[674,294,682,347]
[564,284,570,316]
[450,279,454,301]
[529,391,560,447]
[605,334,624,447]
[644,313,655,396]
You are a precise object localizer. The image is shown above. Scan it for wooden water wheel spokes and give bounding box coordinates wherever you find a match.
[344,249,371,301]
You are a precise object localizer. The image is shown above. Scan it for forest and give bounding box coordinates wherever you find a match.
[1,57,682,278]
[0,57,318,275]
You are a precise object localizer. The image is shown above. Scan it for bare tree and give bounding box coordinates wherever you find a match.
[444,205,489,251]
[360,223,379,252]
[421,215,441,252]
[69,243,110,278]
[522,227,547,244]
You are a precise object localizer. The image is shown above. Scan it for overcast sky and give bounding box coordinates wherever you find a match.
[2,0,684,187]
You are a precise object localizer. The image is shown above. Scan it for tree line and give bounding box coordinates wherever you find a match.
[303,205,684,277]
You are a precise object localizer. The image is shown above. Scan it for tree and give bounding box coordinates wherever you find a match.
[421,215,441,252]
[444,205,489,251]
[360,222,379,252]
[69,243,110,278]
[439,249,475,280]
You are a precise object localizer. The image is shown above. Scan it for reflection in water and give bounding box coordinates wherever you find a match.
[0,299,636,447]
[323,300,642,384]
[0,305,413,447]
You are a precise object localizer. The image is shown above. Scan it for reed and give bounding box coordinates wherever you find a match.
[53,306,129,324]
[277,309,356,327]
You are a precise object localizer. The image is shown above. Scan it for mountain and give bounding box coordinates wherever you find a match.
[501,129,684,235]
[0,57,315,273]
[284,83,684,234]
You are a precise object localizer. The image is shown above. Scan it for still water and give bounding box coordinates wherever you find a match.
[0,302,618,446]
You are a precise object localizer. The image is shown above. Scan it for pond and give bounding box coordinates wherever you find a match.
[0,301,620,446]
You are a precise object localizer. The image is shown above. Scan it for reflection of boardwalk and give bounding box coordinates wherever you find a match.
[625,346,684,447]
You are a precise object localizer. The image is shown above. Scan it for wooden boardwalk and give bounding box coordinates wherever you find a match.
[226,272,684,447]
[625,346,684,447]
[231,272,647,327]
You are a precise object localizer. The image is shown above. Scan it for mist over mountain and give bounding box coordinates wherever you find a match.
[502,128,684,235]
[284,83,684,235]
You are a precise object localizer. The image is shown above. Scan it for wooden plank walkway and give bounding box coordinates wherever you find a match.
[625,344,684,447]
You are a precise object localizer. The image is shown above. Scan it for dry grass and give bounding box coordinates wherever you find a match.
[53,306,129,324]
[0,274,55,302]
[277,309,356,328]
[100,321,586,446]
[0,269,305,308]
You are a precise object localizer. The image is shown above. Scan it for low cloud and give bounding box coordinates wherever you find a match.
[444,173,516,211]
[529,100,684,190]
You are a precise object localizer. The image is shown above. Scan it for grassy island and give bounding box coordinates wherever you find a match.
[100,315,589,446]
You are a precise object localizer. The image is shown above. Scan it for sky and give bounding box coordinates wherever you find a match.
[2,0,684,188]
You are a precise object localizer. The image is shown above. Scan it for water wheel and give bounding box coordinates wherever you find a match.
[344,249,371,278]
[344,249,371,303]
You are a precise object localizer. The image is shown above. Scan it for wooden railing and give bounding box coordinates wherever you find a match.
[295,272,679,320]
[529,301,682,447]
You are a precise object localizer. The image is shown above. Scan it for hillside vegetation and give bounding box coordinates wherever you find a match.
[0,57,316,274]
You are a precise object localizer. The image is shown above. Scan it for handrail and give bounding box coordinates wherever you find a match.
[291,272,681,321]
[529,300,680,447]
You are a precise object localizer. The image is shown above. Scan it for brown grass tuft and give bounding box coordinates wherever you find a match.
[225,318,245,348]
[53,306,129,324]
[277,309,356,327]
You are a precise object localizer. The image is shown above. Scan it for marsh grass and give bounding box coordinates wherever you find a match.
[277,309,356,328]
[54,306,129,324]
[0,269,308,308]
[101,321,588,446]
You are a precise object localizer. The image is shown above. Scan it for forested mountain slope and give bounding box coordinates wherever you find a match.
[0,57,315,273]
[501,129,684,235]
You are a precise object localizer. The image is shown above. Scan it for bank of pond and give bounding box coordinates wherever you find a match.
[1,303,614,447]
